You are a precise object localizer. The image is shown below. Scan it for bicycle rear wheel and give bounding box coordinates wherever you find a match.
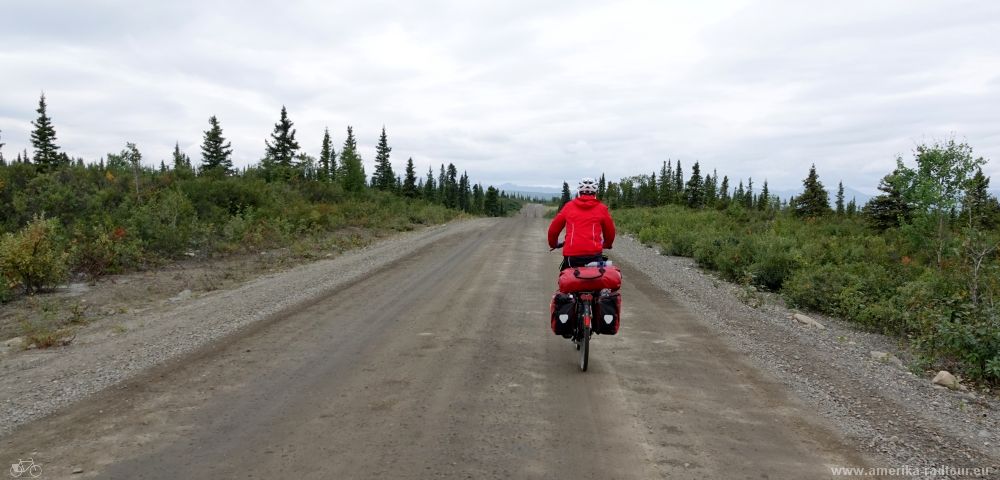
[579,325,590,371]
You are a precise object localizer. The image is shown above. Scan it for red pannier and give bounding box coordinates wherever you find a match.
[558,265,622,293]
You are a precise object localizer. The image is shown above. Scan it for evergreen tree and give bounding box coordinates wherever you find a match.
[200,115,234,176]
[401,157,418,198]
[437,164,446,202]
[472,183,485,213]
[794,164,832,217]
[159,160,167,173]
[423,165,436,200]
[598,174,606,200]
[172,142,193,176]
[863,169,911,230]
[458,172,471,211]
[0,129,5,165]
[745,178,754,209]
[835,181,845,215]
[685,161,704,208]
[962,167,998,229]
[759,180,770,211]
[735,180,745,206]
[444,163,458,208]
[658,161,670,205]
[559,181,572,210]
[339,126,366,193]
[673,160,683,204]
[372,126,395,190]
[703,170,718,207]
[31,93,63,170]
[718,176,730,208]
[264,106,300,168]
[484,186,500,216]
[319,127,336,182]
[846,197,858,216]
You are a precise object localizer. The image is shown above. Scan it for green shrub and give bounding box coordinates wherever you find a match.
[749,236,799,290]
[132,189,198,257]
[0,215,70,294]
[69,225,145,279]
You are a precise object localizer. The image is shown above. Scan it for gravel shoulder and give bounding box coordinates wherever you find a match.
[613,234,1000,477]
[0,218,495,437]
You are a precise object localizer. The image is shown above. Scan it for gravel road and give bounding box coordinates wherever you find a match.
[3,204,977,478]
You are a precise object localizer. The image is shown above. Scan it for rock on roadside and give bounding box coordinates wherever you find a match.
[870,351,905,370]
[792,313,825,329]
[931,370,959,390]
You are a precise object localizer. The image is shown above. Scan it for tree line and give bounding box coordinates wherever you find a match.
[1,94,521,218]
[0,94,524,302]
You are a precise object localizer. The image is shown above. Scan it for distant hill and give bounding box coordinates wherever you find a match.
[770,187,874,206]
[497,183,561,201]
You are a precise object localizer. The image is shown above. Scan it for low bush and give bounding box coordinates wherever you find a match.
[0,215,69,294]
[615,204,1000,383]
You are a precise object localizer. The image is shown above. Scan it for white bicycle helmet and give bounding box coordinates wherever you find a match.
[577,177,598,195]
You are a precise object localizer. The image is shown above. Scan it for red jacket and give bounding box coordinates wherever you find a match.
[548,195,616,256]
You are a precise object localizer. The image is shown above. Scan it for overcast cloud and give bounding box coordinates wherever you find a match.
[1,0,999,191]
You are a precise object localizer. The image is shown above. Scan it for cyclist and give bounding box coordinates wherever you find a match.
[548,177,616,270]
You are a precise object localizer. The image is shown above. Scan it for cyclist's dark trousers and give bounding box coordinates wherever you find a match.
[560,254,604,271]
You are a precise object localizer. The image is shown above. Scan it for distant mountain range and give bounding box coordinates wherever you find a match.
[770,187,875,206]
[497,184,1000,206]
[497,183,561,200]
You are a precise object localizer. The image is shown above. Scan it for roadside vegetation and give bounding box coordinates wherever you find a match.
[607,140,1000,383]
[0,94,523,310]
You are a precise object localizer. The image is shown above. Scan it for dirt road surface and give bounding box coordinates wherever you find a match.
[2,204,875,479]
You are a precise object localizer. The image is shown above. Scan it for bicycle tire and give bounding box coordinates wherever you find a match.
[579,326,590,371]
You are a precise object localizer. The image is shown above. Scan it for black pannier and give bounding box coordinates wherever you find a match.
[550,292,576,337]
[594,291,621,335]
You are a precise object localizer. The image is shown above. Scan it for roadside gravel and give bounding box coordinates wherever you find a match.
[0,218,495,437]
[614,234,1000,478]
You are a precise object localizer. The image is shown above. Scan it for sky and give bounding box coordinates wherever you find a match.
[1,0,999,192]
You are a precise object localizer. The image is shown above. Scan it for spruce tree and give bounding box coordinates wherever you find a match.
[445,164,458,208]
[794,164,832,217]
[863,170,910,230]
[703,170,718,206]
[598,174,606,200]
[372,126,395,190]
[472,183,485,213]
[745,178,754,209]
[559,181,572,210]
[759,180,770,211]
[0,129,5,165]
[200,116,234,176]
[658,161,670,205]
[172,142,193,176]
[484,186,500,216]
[339,126,366,193]
[402,157,418,198]
[962,168,998,229]
[437,164,446,202]
[423,165,436,200]
[718,176,730,208]
[836,181,845,215]
[31,93,62,170]
[685,161,704,208]
[264,106,300,168]
[846,198,858,216]
[673,160,683,204]
[319,128,335,182]
[458,172,471,211]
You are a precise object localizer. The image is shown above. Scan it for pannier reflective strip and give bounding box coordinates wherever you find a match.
[559,314,569,323]
[604,315,613,323]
